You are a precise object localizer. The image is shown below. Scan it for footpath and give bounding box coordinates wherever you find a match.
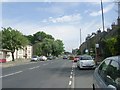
[0,59,31,68]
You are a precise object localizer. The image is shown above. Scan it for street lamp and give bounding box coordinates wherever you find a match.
[95,44,99,65]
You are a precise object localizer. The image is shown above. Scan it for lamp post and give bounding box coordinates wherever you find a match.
[95,44,99,65]
[100,0,105,31]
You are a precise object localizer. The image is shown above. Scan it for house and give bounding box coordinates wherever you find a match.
[0,49,12,62]
[0,45,33,62]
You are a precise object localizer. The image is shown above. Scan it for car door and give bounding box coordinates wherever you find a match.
[105,60,120,90]
[93,59,111,89]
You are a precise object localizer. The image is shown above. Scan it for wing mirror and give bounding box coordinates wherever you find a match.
[107,85,116,90]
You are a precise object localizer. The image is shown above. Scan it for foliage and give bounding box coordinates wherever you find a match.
[25,31,64,57]
[2,27,29,61]
[105,37,117,56]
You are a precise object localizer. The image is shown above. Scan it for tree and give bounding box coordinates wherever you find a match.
[33,31,54,44]
[2,27,29,61]
[52,39,64,56]
[41,38,53,56]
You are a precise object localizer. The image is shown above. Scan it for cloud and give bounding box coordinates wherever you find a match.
[36,6,65,15]
[90,3,114,16]
[2,0,115,2]
[42,14,82,23]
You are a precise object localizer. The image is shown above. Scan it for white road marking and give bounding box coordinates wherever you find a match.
[0,71,23,78]
[29,66,37,70]
[72,69,73,72]
[72,73,75,88]
[69,81,72,86]
[71,72,73,74]
[43,63,48,65]
[35,66,40,68]
[70,75,72,79]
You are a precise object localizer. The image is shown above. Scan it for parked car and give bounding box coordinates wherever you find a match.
[93,56,120,90]
[38,56,47,61]
[31,55,38,62]
[0,59,6,63]
[63,55,68,59]
[73,56,80,62]
[77,55,96,69]
[69,55,74,60]
[47,56,53,60]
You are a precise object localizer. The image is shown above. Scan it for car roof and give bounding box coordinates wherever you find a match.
[106,56,120,62]
[80,55,92,57]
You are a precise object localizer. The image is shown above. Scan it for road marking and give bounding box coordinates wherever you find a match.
[72,69,73,72]
[29,67,37,70]
[72,73,75,88]
[43,63,49,65]
[0,71,23,78]
[36,66,40,68]
[71,72,73,74]
[69,81,72,86]
[70,75,72,79]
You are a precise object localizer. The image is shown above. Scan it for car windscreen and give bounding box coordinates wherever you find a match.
[80,56,92,60]
[32,56,37,58]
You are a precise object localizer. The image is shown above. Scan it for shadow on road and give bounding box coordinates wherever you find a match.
[75,67,94,77]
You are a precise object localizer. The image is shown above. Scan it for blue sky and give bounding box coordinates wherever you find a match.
[2,0,118,52]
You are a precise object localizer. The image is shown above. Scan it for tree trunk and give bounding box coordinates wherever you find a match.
[11,52,15,61]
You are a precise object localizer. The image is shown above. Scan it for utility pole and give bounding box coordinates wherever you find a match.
[118,1,120,18]
[100,0,105,31]
[80,29,82,54]
[80,29,81,46]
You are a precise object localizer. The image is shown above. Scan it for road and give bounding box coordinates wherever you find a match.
[1,58,94,89]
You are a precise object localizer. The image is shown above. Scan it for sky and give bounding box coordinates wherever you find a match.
[1,0,118,52]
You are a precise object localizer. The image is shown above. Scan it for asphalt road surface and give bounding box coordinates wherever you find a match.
[1,58,94,88]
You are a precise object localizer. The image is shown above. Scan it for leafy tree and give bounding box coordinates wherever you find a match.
[105,37,117,56]
[33,31,54,44]
[41,38,53,56]
[2,27,29,61]
[52,39,64,56]
[33,42,42,56]
[24,35,34,44]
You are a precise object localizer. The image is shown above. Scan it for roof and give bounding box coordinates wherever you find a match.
[0,49,11,52]
[106,56,120,62]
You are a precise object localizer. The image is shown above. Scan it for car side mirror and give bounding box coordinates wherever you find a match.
[107,85,116,90]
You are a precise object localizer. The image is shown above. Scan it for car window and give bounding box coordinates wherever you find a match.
[80,56,92,60]
[98,59,111,81]
[105,60,120,89]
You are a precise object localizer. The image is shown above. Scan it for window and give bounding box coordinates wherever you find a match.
[98,59,111,81]
[105,60,120,89]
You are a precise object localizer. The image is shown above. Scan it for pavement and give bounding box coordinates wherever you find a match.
[0,59,31,68]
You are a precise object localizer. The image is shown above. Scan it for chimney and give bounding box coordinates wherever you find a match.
[111,22,116,30]
[117,17,120,26]
[107,28,111,32]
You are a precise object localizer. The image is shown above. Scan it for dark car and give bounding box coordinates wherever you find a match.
[93,56,120,90]
[63,55,68,59]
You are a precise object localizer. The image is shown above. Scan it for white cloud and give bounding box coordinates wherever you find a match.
[42,14,82,23]
[2,0,115,2]
[90,3,114,16]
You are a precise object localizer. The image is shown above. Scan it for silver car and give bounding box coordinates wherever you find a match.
[93,56,120,90]
[77,55,96,69]
[31,55,38,62]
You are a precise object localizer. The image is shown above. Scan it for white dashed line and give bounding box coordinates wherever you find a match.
[71,72,73,74]
[70,75,72,79]
[29,67,37,70]
[69,81,72,86]
[43,63,48,65]
[0,71,23,78]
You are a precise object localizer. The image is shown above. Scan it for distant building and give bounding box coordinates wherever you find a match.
[0,45,33,62]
